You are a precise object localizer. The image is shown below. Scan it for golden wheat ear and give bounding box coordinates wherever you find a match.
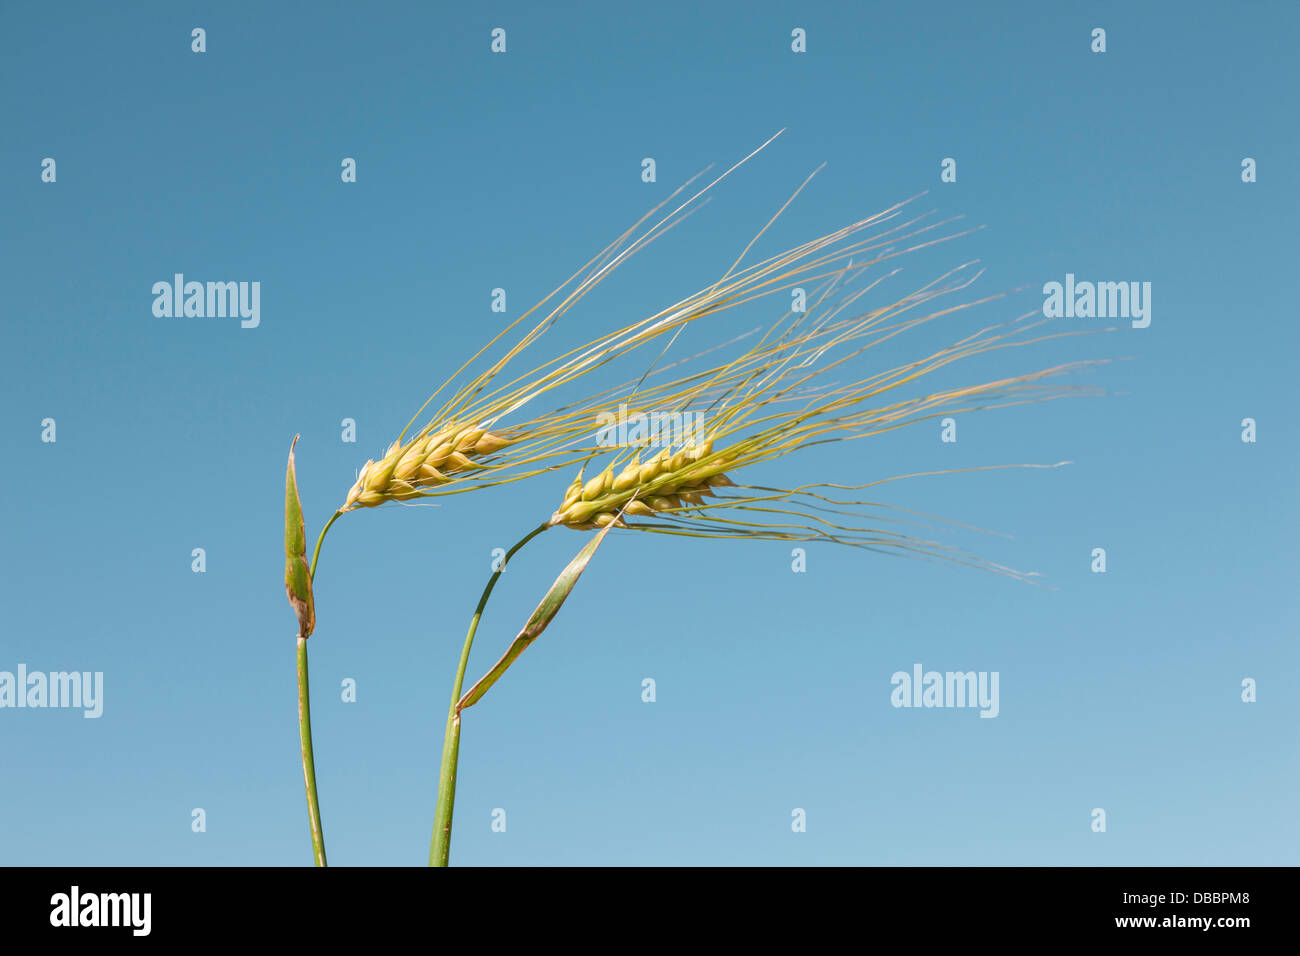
[337,137,981,515]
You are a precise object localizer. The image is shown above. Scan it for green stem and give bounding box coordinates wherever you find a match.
[298,510,340,867]
[297,636,326,866]
[310,510,342,582]
[429,522,550,866]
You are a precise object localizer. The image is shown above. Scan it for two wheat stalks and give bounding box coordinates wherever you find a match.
[283,133,1105,866]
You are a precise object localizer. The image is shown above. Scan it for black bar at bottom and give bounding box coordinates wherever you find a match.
[0,865,1279,940]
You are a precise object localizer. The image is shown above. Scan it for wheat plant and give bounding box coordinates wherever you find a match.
[280,133,1103,868]
[428,262,1107,866]
[284,133,972,865]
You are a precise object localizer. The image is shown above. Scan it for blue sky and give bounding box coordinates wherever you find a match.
[1,1,1296,866]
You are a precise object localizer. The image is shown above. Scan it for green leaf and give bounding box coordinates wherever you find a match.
[457,519,618,712]
[284,435,315,639]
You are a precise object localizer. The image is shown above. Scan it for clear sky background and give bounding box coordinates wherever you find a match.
[1,1,1296,866]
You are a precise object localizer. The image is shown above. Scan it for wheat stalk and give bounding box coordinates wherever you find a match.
[296,133,979,866]
[428,248,1111,864]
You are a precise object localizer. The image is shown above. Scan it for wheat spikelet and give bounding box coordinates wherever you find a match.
[549,440,736,529]
[342,425,513,511]
[542,264,1111,581]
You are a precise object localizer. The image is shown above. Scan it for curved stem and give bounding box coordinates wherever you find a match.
[297,636,327,866]
[310,510,343,580]
[299,510,340,867]
[429,522,550,866]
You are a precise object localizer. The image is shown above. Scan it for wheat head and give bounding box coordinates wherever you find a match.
[342,425,514,511]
